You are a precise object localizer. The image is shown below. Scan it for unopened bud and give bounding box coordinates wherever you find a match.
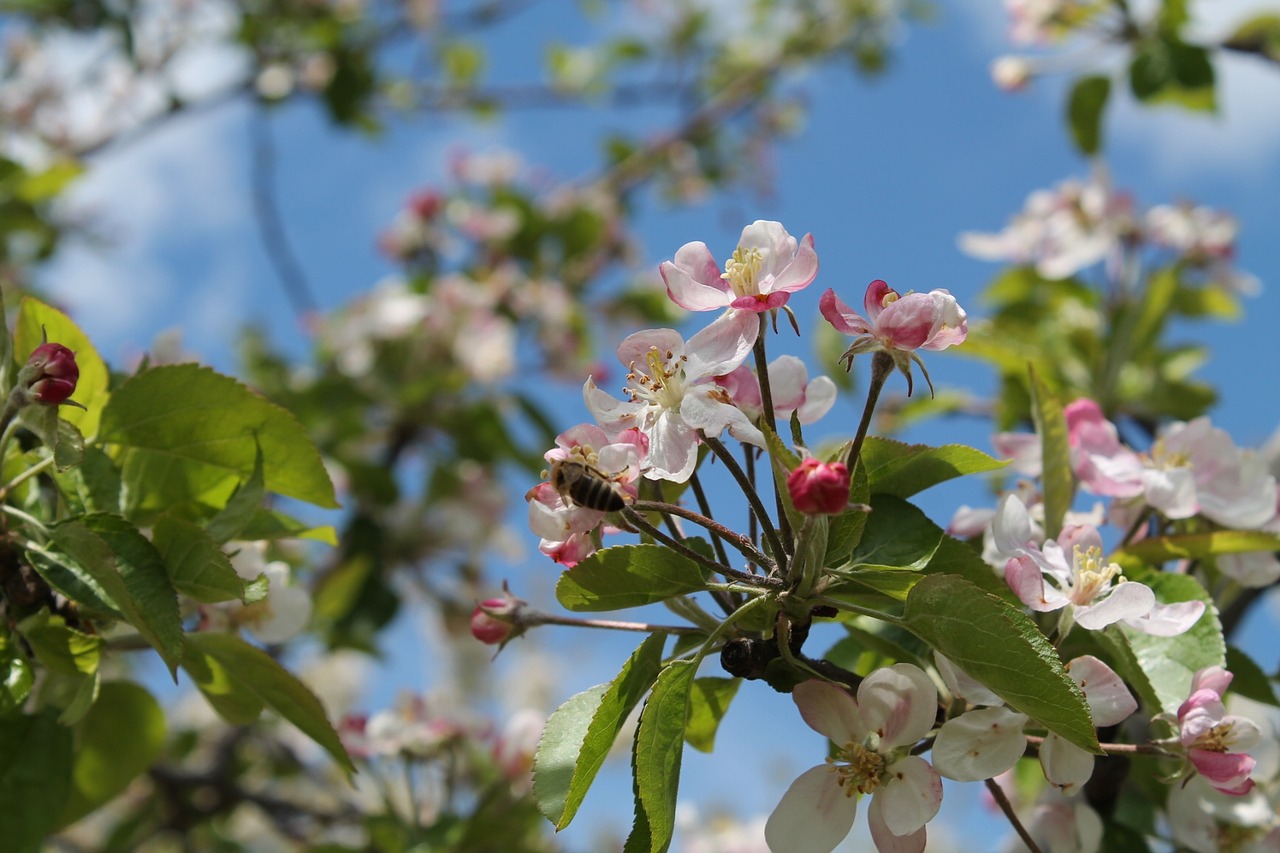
[471,596,521,645]
[787,457,851,515]
[23,342,79,405]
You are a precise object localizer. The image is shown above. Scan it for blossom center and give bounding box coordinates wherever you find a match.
[827,741,886,797]
[1071,545,1122,604]
[1192,721,1242,753]
[721,247,765,297]
[625,347,687,411]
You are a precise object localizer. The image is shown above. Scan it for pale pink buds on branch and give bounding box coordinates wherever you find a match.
[1174,666,1261,796]
[820,279,968,396]
[787,457,851,515]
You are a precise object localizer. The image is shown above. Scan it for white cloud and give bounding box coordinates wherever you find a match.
[38,100,250,364]
[953,1,1280,180]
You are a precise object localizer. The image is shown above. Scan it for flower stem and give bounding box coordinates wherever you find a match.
[842,349,894,468]
[985,777,1043,853]
[702,433,788,576]
[0,454,55,501]
[622,506,780,587]
[752,316,796,558]
[689,471,732,569]
[530,611,707,635]
[630,499,772,570]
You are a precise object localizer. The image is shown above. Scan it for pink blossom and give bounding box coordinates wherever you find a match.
[994,494,1204,637]
[470,597,519,645]
[958,170,1135,280]
[1145,202,1259,296]
[538,532,596,567]
[583,312,762,482]
[765,669,942,853]
[717,355,837,426]
[1177,667,1261,795]
[820,280,967,395]
[660,220,818,314]
[787,458,851,515]
[1066,399,1278,530]
[526,424,645,545]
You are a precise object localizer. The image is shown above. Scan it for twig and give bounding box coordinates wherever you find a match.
[249,110,319,319]
[985,777,1043,853]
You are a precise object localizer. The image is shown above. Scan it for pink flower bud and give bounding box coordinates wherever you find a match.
[471,598,518,645]
[787,457,850,515]
[25,342,79,405]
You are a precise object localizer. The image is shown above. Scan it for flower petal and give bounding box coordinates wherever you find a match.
[1065,655,1137,727]
[873,755,943,836]
[858,664,937,748]
[1039,733,1095,795]
[932,707,1029,782]
[819,288,873,336]
[660,242,730,311]
[684,310,759,379]
[868,796,927,853]
[764,765,858,853]
[1073,581,1156,630]
[792,680,865,744]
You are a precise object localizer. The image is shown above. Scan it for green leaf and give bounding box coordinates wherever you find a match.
[180,638,264,725]
[0,632,34,715]
[205,445,266,544]
[1067,75,1111,155]
[182,632,355,775]
[238,508,338,545]
[556,544,711,612]
[0,710,73,853]
[1095,573,1222,715]
[1029,367,1072,541]
[53,445,123,515]
[923,534,1013,599]
[859,437,1006,498]
[533,633,665,829]
[827,569,921,602]
[50,517,184,674]
[626,659,697,853]
[904,574,1099,753]
[1225,647,1279,708]
[153,515,260,604]
[99,364,338,512]
[844,494,942,572]
[1129,36,1216,111]
[57,681,166,827]
[17,610,101,677]
[14,296,110,439]
[823,456,871,566]
[1112,531,1280,566]
[1224,14,1280,62]
[16,407,85,471]
[684,677,740,753]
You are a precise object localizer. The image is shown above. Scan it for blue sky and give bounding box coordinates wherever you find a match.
[36,1,1280,849]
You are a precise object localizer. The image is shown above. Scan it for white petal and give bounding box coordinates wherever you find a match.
[1065,655,1137,727]
[934,653,1003,707]
[681,387,764,448]
[1218,552,1280,588]
[644,409,698,483]
[932,707,1029,782]
[873,755,943,836]
[793,680,865,744]
[616,328,685,372]
[1039,733,1095,795]
[868,797,927,853]
[795,376,838,425]
[1122,599,1205,636]
[764,765,858,853]
[992,493,1035,556]
[858,664,937,749]
[684,310,759,379]
[1073,582,1156,630]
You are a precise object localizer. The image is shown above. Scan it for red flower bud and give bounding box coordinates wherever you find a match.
[25,342,79,405]
[787,457,851,515]
[471,598,518,645]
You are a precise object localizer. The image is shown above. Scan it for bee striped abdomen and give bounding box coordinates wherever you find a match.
[549,460,627,512]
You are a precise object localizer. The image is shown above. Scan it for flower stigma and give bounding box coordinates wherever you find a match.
[827,739,887,797]
[722,246,765,297]
[625,347,688,410]
[1071,545,1123,605]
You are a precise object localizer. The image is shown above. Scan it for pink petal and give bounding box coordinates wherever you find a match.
[875,293,938,350]
[863,279,896,321]
[769,232,820,294]
[1006,555,1068,613]
[1190,749,1256,792]
[932,707,1029,782]
[820,288,873,336]
[730,291,791,312]
[659,242,730,311]
[1189,666,1233,698]
[793,680,865,744]
[764,765,859,853]
[858,664,937,749]
[1065,655,1137,727]
[616,328,686,373]
[794,376,837,424]
[872,755,942,836]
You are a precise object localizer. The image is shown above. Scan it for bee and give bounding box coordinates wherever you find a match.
[548,458,629,512]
